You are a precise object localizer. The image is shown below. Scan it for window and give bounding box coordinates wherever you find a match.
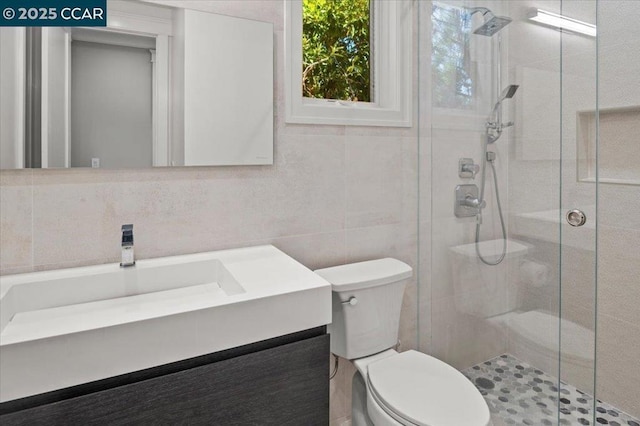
[285,0,412,127]
[302,0,371,102]
[431,3,474,110]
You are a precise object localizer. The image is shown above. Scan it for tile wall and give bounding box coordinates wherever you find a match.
[0,1,421,424]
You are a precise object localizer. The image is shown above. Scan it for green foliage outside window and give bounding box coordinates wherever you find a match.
[302,0,371,102]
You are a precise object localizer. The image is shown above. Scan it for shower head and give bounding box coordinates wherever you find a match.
[466,7,513,36]
[474,15,512,36]
[499,84,519,101]
[491,85,519,117]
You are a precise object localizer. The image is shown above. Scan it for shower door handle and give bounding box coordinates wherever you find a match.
[566,209,587,227]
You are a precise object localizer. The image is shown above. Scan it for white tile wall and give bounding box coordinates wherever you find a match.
[0,1,420,423]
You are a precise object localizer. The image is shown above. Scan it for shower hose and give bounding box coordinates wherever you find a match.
[475,139,507,266]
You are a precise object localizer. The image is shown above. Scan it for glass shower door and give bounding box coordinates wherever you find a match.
[424,0,640,423]
[587,0,640,423]
[556,1,598,424]
[421,0,608,424]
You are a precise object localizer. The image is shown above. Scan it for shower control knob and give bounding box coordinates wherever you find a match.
[342,297,358,306]
[459,158,480,179]
[566,209,587,227]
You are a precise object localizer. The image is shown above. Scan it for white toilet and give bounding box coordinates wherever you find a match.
[315,258,491,426]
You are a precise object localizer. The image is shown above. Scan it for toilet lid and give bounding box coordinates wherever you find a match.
[367,350,490,426]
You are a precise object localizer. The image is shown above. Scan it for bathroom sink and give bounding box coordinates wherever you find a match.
[0,245,331,403]
[1,258,245,345]
[0,259,245,345]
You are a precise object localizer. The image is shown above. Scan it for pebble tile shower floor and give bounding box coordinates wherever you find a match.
[463,354,640,426]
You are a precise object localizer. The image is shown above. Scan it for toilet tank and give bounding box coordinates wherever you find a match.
[315,258,412,360]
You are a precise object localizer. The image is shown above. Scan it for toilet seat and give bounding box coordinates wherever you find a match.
[366,350,490,426]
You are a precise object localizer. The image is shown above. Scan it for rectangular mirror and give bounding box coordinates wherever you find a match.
[0,1,274,169]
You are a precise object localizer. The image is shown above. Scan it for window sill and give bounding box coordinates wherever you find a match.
[285,98,412,127]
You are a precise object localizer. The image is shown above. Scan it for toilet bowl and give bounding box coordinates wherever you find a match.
[316,259,490,426]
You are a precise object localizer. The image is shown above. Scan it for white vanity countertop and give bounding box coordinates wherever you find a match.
[0,245,331,403]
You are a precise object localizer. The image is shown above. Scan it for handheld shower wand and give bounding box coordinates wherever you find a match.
[486,85,519,143]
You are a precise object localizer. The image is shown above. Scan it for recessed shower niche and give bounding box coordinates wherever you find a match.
[577,106,640,185]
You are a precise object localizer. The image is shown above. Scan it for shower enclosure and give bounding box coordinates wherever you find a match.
[419,0,640,424]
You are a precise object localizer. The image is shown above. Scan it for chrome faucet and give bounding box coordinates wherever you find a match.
[120,224,135,267]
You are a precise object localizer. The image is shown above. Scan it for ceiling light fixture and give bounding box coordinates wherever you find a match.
[528,8,596,37]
